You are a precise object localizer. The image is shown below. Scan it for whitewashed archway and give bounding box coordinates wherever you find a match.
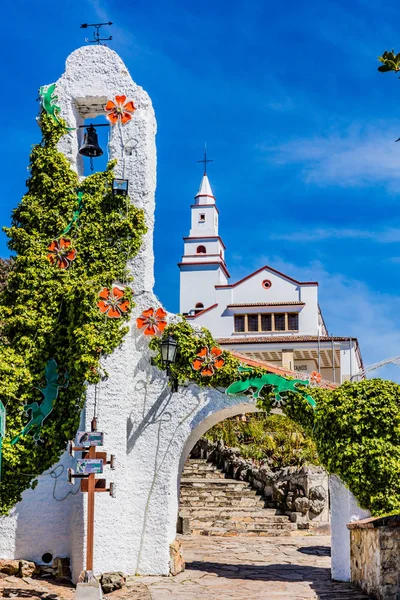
[0,44,367,586]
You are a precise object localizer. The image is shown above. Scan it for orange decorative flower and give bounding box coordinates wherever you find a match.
[192,347,225,377]
[104,95,136,125]
[136,307,168,336]
[47,238,76,269]
[98,286,130,318]
[310,371,322,384]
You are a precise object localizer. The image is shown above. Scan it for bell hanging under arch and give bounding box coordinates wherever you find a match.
[79,125,103,158]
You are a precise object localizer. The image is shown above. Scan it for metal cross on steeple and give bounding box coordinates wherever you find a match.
[197,145,213,175]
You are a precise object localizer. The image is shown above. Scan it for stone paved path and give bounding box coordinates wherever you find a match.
[138,535,371,599]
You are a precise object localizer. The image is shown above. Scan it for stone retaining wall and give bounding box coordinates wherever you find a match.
[347,515,400,599]
[193,439,329,527]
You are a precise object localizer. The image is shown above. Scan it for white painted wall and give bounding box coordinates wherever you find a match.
[188,268,319,338]
[0,44,359,588]
[0,45,260,583]
[190,205,219,237]
[330,475,370,581]
[179,265,225,314]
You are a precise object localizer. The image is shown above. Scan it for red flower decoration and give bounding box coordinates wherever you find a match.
[104,95,136,125]
[136,307,167,336]
[310,371,322,384]
[47,238,76,269]
[192,347,225,377]
[98,286,130,319]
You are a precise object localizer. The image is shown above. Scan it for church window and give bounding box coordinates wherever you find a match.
[262,279,272,290]
[234,315,245,332]
[194,302,204,314]
[261,314,272,331]
[247,314,259,332]
[196,245,206,254]
[288,313,299,330]
[199,214,206,222]
[275,314,285,331]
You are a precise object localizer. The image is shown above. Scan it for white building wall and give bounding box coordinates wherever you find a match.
[187,269,319,338]
[0,44,358,587]
[330,475,370,581]
[190,205,218,236]
[182,238,224,260]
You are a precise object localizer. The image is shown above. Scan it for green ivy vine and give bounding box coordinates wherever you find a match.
[152,320,400,517]
[149,320,275,410]
[0,113,146,514]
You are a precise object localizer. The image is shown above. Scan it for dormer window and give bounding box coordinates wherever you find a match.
[199,214,206,222]
[196,245,206,254]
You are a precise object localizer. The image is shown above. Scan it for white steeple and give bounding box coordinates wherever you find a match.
[195,174,215,205]
[178,169,229,315]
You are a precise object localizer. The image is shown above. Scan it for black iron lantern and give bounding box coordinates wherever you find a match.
[161,336,177,374]
[112,178,129,196]
[161,335,178,391]
[79,125,103,158]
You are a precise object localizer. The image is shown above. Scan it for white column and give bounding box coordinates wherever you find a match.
[330,475,370,581]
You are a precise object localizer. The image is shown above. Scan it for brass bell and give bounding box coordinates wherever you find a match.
[79,125,103,158]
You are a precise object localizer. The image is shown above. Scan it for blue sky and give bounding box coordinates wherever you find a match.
[2,0,400,379]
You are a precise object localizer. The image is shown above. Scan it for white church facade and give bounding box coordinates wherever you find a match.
[179,173,363,384]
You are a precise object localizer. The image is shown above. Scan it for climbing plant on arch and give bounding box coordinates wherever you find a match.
[0,112,146,514]
[151,320,400,517]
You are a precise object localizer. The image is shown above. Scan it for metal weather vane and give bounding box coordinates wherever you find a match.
[81,22,113,46]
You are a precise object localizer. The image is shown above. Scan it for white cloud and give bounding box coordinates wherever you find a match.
[262,123,400,192]
[270,227,400,243]
[230,256,400,382]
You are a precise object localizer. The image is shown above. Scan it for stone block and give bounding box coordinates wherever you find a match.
[99,572,125,594]
[348,515,400,599]
[19,560,36,578]
[0,560,20,575]
[169,539,185,576]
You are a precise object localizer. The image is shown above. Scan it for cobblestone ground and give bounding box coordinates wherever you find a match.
[0,535,371,600]
[138,535,371,600]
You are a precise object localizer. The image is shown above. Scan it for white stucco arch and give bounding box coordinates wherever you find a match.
[179,402,260,477]
[0,44,368,586]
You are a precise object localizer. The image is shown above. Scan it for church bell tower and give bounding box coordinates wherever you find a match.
[178,169,229,315]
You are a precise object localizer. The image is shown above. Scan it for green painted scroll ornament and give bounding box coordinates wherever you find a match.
[0,400,5,480]
[225,366,316,409]
[11,359,69,445]
[39,84,61,123]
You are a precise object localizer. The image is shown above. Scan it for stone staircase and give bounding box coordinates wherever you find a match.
[179,458,297,537]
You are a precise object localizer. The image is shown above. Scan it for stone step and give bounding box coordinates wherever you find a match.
[189,518,295,530]
[179,497,265,507]
[179,457,291,537]
[180,478,249,489]
[190,527,297,537]
[181,512,290,524]
[179,506,280,515]
[183,461,219,470]
[180,488,259,498]
[181,471,226,479]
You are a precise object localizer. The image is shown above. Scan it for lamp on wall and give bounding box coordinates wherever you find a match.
[112,178,129,196]
[161,335,178,392]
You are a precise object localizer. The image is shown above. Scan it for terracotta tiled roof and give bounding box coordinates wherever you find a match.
[217,335,358,344]
[227,302,305,308]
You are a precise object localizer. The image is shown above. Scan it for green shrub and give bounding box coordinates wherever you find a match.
[205,413,320,469]
[0,114,146,513]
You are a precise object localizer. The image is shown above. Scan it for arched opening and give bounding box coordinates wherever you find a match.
[178,410,329,536]
[169,409,341,597]
[194,302,204,314]
[196,245,206,254]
